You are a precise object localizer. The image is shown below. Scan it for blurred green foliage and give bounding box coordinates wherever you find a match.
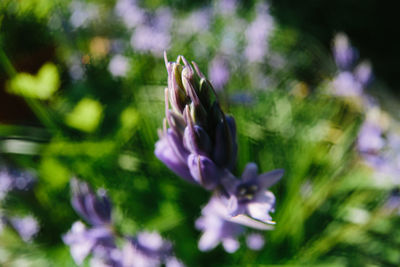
[1,0,400,266]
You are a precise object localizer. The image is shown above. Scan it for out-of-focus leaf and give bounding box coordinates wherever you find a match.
[7,63,59,100]
[65,98,103,133]
[39,157,70,189]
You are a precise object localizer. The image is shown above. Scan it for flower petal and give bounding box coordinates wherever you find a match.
[198,231,220,252]
[258,169,284,189]
[155,138,194,183]
[222,238,240,253]
[187,154,220,190]
[241,162,258,181]
[247,200,274,222]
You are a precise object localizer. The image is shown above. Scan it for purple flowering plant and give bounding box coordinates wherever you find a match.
[63,178,184,266]
[155,53,284,252]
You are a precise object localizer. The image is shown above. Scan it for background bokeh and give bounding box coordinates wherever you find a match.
[1,0,400,266]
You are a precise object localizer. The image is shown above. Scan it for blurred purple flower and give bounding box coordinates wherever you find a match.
[354,61,373,86]
[70,178,112,226]
[357,122,385,155]
[0,166,36,199]
[153,8,173,32]
[332,71,363,97]
[333,33,358,70]
[165,257,185,267]
[130,8,172,56]
[196,195,270,253]
[69,1,99,29]
[133,231,173,259]
[66,179,184,266]
[223,163,283,222]
[63,221,118,266]
[115,0,145,29]
[217,0,237,16]
[9,215,39,242]
[131,26,170,56]
[195,196,244,253]
[178,9,211,35]
[122,231,183,267]
[208,56,230,91]
[384,189,400,214]
[109,55,130,77]
[246,233,265,251]
[0,168,13,200]
[245,3,274,63]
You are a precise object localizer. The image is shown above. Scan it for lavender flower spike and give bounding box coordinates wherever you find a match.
[155,53,237,190]
[223,163,284,223]
[70,178,112,226]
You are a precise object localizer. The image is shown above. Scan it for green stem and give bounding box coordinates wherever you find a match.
[0,48,17,77]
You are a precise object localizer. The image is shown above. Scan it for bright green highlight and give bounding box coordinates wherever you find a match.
[7,63,59,100]
[65,98,103,132]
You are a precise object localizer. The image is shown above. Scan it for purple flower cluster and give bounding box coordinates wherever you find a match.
[63,179,183,267]
[330,33,400,188]
[115,0,173,56]
[195,195,271,253]
[244,3,275,63]
[0,166,36,200]
[0,166,39,242]
[331,33,373,97]
[357,111,400,186]
[155,54,283,252]
[1,215,39,242]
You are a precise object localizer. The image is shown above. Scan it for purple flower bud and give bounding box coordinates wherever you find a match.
[156,54,238,190]
[8,215,39,242]
[188,154,221,190]
[167,63,187,113]
[183,124,212,156]
[70,179,112,226]
[212,117,237,169]
[155,140,193,182]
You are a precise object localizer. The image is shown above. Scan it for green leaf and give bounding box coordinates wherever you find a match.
[65,98,103,133]
[7,63,59,100]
